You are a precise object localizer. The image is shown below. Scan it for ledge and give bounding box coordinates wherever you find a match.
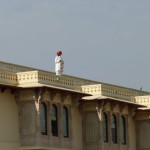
[19,146,72,150]
[0,61,149,103]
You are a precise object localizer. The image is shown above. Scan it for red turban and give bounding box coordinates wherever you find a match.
[57,50,62,56]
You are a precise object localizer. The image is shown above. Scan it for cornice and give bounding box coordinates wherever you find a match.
[0,61,149,105]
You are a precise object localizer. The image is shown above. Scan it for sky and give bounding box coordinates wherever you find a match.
[0,0,150,91]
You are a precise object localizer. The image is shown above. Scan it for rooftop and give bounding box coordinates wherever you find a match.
[0,61,149,106]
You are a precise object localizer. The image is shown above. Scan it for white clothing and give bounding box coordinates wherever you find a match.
[55,56,64,75]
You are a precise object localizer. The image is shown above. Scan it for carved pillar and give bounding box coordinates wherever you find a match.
[57,103,63,146]
[48,101,52,146]
[33,88,44,146]
[35,102,41,146]
[108,111,112,150]
[14,90,22,143]
[96,102,104,150]
[118,113,122,150]
[69,105,73,147]
[80,103,86,150]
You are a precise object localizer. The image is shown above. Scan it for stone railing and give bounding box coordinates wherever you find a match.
[0,64,149,102]
[101,84,149,100]
[17,71,38,84]
[0,61,35,72]
[134,96,150,106]
[17,70,98,90]
[0,70,17,86]
[81,84,149,101]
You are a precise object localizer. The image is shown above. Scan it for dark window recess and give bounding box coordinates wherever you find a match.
[51,104,58,136]
[40,103,47,135]
[121,116,126,144]
[62,106,69,137]
[111,114,117,143]
[103,113,108,142]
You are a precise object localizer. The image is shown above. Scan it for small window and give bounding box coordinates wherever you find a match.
[62,106,69,137]
[111,114,117,143]
[51,104,58,136]
[102,112,108,142]
[121,116,126,144]
[40,103,47,135]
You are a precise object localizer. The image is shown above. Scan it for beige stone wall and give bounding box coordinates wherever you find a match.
[136,111,150,150]
[18,89,83,150]
[81,101,137,150]
[128,116,136,150]
[72,106,83,150]
[0,89,19,150]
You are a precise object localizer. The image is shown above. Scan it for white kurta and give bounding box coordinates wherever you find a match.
[55,56,64,75]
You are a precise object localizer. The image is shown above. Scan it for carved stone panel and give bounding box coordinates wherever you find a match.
[84,112,99,150]
[22,103,35,135]
[137,120,150,149]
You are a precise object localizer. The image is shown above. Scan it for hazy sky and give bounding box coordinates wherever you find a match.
[0,0,150,91]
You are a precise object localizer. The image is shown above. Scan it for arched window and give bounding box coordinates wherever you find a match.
[40,102,47,135]
[111,114,117,143]
[121,116,126,144]
[62,106,69,137]
[51,104,58,136]
[102,112,108,142]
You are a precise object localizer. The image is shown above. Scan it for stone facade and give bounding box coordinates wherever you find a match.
[0,61,149,150]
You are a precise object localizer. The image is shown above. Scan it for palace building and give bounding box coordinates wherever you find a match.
[0,61,149,150]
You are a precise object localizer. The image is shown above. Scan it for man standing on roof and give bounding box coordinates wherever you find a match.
[55,50,64,76]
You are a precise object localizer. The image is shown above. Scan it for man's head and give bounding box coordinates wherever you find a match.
[57,50,62,56]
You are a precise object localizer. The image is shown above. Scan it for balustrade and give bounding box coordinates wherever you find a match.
[0,61,149,103]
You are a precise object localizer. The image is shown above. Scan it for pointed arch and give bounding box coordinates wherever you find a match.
[102,112,108,142]
[121,115,126,144]
[40,102,47,135]
[51,104,58,136]
[111,114,117,143]
[62,106,69,137]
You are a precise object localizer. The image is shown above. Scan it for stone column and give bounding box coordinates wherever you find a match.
[59,103,63,146]
[97,106,104,150]
[108,111,112,150]
[48,102,53,146]
[35,100,41,146]
[69,105,73,147]
[127,115,130,150]
[118,113,122,150]
[34,88,43,146]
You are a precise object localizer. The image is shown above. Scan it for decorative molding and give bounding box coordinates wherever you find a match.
[110,103,118,112]
[119,104,128,113]
[128,106,136,117]
[103,102,111,111]
[33,88,45,113]
[49,90,59,102]
[96,101,104,121]
[60,92,68,103]
[71,94,82,109]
